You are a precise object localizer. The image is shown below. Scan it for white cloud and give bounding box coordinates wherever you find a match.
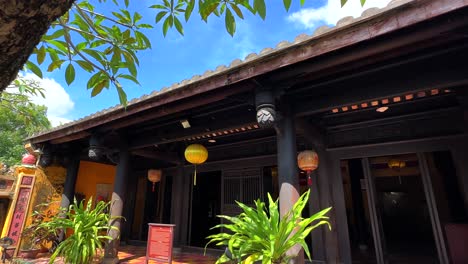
[287,0,392,29]
[18,73,75,127]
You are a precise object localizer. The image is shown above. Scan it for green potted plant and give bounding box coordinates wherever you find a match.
[19,202,60,257]
[19,216,44,259]
[37,197,118,264]
[206,190,331,264]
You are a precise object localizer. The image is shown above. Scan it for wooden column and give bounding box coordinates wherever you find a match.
[323,150,352,264]
[275,97,303,264]
[104,141,130,264]
[59,153,80,210]
[58,153,80,241]
[171,164,190,247]
[454,92,468,212]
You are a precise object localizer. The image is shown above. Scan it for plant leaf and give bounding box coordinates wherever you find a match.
[225,8,236,37]
[25,61,43,78]
[65,63,75,85]
[254,0,266,20]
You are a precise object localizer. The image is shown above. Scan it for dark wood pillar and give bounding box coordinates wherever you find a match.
[319,150,353,263]
[171,164,190,247]
[296,119,326,261]
[58,152,80,241]
[275,97,304,264]
[60,153,80,210]
[104,141,130,263]
[454,92,468,212]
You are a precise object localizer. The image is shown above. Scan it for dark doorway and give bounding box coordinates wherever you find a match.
[369,154,438,264]
[190,171,221,247]
[341,159,377,264]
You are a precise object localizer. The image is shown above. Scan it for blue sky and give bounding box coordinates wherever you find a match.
[22,0,391,126]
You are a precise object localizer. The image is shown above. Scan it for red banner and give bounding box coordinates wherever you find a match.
[8,187,31,245]
[146,224,175,263]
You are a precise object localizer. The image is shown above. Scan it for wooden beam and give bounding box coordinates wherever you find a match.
[294,47,468,116]
[131,149,181,165]
[129,114,257,149]
[50,131,91,145]
[295,118,325,148]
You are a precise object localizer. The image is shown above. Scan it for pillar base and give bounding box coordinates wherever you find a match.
[101,257,120,264]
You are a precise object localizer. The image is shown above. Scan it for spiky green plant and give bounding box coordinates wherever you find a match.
[37,197,118,264]
[206,190,331,264]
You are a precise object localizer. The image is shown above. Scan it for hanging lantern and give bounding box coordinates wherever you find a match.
[297,150,319,187]
[387,159,406,170]
[147,169,162,192]
[184,144,208,186]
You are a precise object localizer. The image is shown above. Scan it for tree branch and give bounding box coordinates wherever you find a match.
[59,19,113,80]
[75,6,133,28]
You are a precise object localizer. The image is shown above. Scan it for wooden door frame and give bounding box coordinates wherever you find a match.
[328,134,468,264]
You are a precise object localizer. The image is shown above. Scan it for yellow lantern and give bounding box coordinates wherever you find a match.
[147,169,162,192]
[388,159,406,170]
[184,144,208,186]
[297,150,319,186]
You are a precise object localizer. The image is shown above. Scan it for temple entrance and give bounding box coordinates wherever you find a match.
[342,151,466,264]
[189,171,221,247]
[366,154,437,264]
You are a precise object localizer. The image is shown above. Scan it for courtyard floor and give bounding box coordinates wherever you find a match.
[11,245,217,264]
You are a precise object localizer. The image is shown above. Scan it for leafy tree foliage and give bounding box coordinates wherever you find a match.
[0,82,51,166]
[21,0,366,106]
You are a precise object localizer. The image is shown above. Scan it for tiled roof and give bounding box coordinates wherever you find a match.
[28,0,418,140]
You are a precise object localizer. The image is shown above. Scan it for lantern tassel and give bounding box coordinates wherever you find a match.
[194,165,197,186]
[307,171,312,187]
[152,182,155,192]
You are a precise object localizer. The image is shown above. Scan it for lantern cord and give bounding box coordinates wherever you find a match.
[307,171,312,187]
[194,165,197,186]
[152,182,155,192]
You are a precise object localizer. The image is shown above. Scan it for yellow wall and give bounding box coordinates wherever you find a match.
[27,166,67,225]
[75,161,116,203]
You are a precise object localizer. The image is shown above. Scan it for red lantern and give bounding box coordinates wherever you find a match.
[297,150,319,187]
[22,153,36,166]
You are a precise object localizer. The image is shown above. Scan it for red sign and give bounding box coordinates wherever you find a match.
[8,187,31,246]
[146,223,175,263]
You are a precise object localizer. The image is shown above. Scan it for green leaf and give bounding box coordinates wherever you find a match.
[65,63,75,85]
[118,74,140,85]
[254,0,266,20]
[341,0,347,7]
[25,61,43,78]
[200,1,220,21]
[162,16,173,36]
[47,60,65,72]
[91,80,108,97]
[115,81,128,106]
[133,12,142,23]
[225,8,236,37]
[36,46,46,65]
[230,3,244,19]
[174,16,184,35]
[185,0,195,21]
[360,0,366,6]
[283,0,292,11]
[75,60,94,72]
[82,49,103,63]
[41,29,64,41]
[155,11,168,23]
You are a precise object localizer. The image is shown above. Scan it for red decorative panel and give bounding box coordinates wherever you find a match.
[7,187,32,245]
[21,176,33,186]
[146,224,175,263]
